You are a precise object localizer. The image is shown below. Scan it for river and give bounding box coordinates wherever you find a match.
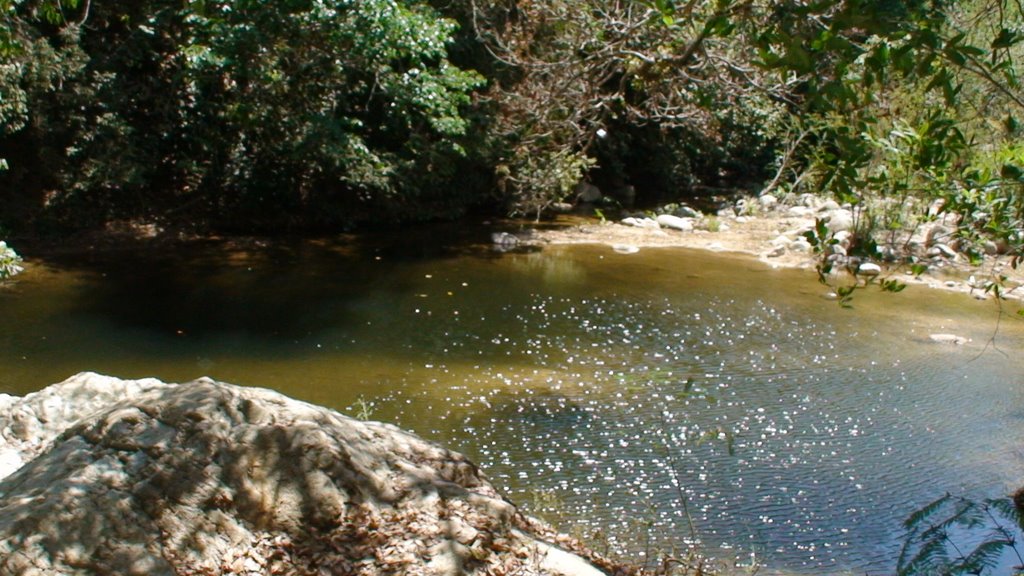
[2,227,1023,574]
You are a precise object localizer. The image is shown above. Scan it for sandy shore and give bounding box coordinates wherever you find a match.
[526,212,1024,303]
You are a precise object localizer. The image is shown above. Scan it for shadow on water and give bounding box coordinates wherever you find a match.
[24,222,533,343]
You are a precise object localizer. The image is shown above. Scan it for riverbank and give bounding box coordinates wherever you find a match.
[525,201,1024,304]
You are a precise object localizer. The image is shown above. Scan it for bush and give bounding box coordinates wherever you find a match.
[0,240,23,279]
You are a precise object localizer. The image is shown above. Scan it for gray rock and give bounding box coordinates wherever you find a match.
[574,182,602,203]
[787,206,814,217]
[826,209,854,232]
[932,243,958,259]
[0,373,171,478]
[758,194,779,210]
[790,239,813,253]
[926,224,954,247]
[927,198,946,217]
[819,199,841,212]
[0,374,610,576]
[833,230,853,249]
[673,205,700,218]
[492,232,521,249]
[610,185,636,207]
[797,193,821,208]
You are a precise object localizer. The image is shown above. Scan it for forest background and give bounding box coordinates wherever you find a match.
[0,0,1022,263]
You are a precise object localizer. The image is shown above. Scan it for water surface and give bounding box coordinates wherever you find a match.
[2,231,1023,574]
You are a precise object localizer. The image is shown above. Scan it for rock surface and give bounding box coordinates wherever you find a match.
[0,373,614,576]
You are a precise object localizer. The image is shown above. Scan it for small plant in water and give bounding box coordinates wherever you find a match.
[349,396,375,421]
[803,217,906,307]
[898,489,1024,575]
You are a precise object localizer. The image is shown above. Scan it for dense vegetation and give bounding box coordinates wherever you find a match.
[0,0,1021,250]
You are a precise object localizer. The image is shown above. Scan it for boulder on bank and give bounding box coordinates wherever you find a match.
[0,373,614,576]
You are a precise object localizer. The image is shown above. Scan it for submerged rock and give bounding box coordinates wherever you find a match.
[928,334,969,345]
[0,373,614,576]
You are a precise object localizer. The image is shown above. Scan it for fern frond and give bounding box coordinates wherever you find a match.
[960,538,1013,574]
[898,534,951,576]
[952,500,989,530]
[920,500,983,541]
[906,493,954,530]
[987,497,1019,524]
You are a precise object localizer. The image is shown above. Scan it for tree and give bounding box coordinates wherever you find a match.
[436,0,788,217]
[0,0,482,233]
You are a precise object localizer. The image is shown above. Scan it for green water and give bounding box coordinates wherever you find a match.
[2,229,1023,574]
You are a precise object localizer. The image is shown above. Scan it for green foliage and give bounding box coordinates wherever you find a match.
[0,240,24,279]
[898,492,1024,576]
[1,0,482,232]
[767,0,1024,267]
[3,0,1023,242]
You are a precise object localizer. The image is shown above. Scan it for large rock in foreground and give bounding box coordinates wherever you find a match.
[0,373,613,576]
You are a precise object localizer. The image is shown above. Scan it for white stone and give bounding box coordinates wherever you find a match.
[857,262,882,276]
[929,334,968,345]
[758,194,779,210]
[656,214,694,231]
[612,244,639,254]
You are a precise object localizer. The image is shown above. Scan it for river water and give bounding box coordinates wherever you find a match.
[2,228,1023,574]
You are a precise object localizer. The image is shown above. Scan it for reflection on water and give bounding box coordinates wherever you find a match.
[2,232,1024,575]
